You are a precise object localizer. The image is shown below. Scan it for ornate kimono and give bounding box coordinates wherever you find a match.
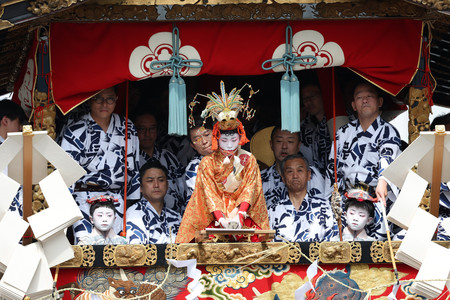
[60,113,141,241]
[176,148,270,243]
[126,198,181,244]
[300,115,332,174]
[138,146,185,214]
[268,189,338,242]
[261,163,325,209]
[325,116,402,240]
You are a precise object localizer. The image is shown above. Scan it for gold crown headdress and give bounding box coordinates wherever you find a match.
[189,81,258,150]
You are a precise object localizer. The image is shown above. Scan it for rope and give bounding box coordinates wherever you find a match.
[261,25,317,75]
[149,25,203,79]
[120,81,129,238]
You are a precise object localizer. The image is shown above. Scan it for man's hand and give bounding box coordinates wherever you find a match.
[376,179,388,206]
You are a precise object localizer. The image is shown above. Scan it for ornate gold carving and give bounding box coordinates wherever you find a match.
[177,242,288,265]
[165,243,178,260]
[408,0,449,10]
[350,242,362,262]
[164,3,304,21]
[59,246,84,267]
[383,241,401,263]
[81,245,95,267]
[408,87,431,143]
[145,244,157,266]
[56,5,159,21]
[33,91,56,140]
[103,244,116,266]
[27,0,84,15]
[104,244,157,267]
[420,187,430,212]
[0,19,13,30]
[315,0,426,18]
[319,241,351,263]
[287,243,301,264]
[309,242,320,261]
[370,241,384,263]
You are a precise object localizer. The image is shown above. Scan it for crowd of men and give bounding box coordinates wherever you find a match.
[1,80,450,245]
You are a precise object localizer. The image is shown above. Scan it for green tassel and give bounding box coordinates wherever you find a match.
[177,76,187,135]
[280,72,300,133]
[289,73,300,133]
[280,72,290,132]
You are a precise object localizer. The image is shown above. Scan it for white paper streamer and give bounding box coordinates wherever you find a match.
[294,260,318,300]
[167,259,204,300]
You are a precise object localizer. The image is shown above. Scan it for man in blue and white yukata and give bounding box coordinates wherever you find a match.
[268,154,337,242]
[325,82,402,240]
[184,115,214,210]
[134,111,185,215]
[300,83,332,174]
[0,100,26,217]
[261,126,326,209]
[60,87,141,243]
[126,161,181,244]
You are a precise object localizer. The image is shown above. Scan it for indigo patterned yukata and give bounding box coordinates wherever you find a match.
[268,189,338,242]
[60,113,141,242]
[0,136,22,217]
[300,115,332,174]
[261,164,325,209]
[184,154,202,206]
[438,183,450,240]
[138,147,185,214]
[325,116,402,240]
[126,198,182,244]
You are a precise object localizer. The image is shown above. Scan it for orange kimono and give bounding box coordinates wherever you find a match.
[176,147,270,243]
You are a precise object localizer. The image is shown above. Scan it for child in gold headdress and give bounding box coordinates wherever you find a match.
[176,81,270,243]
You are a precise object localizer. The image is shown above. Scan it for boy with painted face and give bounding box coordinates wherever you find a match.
[339,188,376,241]
[176,81,270,243]
[78,195,126,245]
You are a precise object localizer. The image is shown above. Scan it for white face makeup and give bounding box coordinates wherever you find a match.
[91,206,115,233]
[345,206,371,232]
[219,132,240,152]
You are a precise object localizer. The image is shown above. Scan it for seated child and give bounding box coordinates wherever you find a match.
[341,197,375,241]
[78,195,127,245]
[332,187,376,241]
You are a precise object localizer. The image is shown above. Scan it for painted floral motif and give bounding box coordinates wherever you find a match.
[271,30,345,72]
[129,32,201,79]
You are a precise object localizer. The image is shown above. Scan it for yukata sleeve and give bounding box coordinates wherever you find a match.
[377,126,402,178]
[60,126,85,164]
[126,122,141,200]
[317,118,332,171]
[126,207,147,244]
[321,203,339,241]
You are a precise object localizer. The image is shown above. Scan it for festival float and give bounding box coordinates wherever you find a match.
[1,0,450,299]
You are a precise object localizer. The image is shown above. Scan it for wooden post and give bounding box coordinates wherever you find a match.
[22,125,34,245]
[430,125,446,218]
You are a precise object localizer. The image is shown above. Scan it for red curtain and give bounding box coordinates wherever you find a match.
[49,20,422,114]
